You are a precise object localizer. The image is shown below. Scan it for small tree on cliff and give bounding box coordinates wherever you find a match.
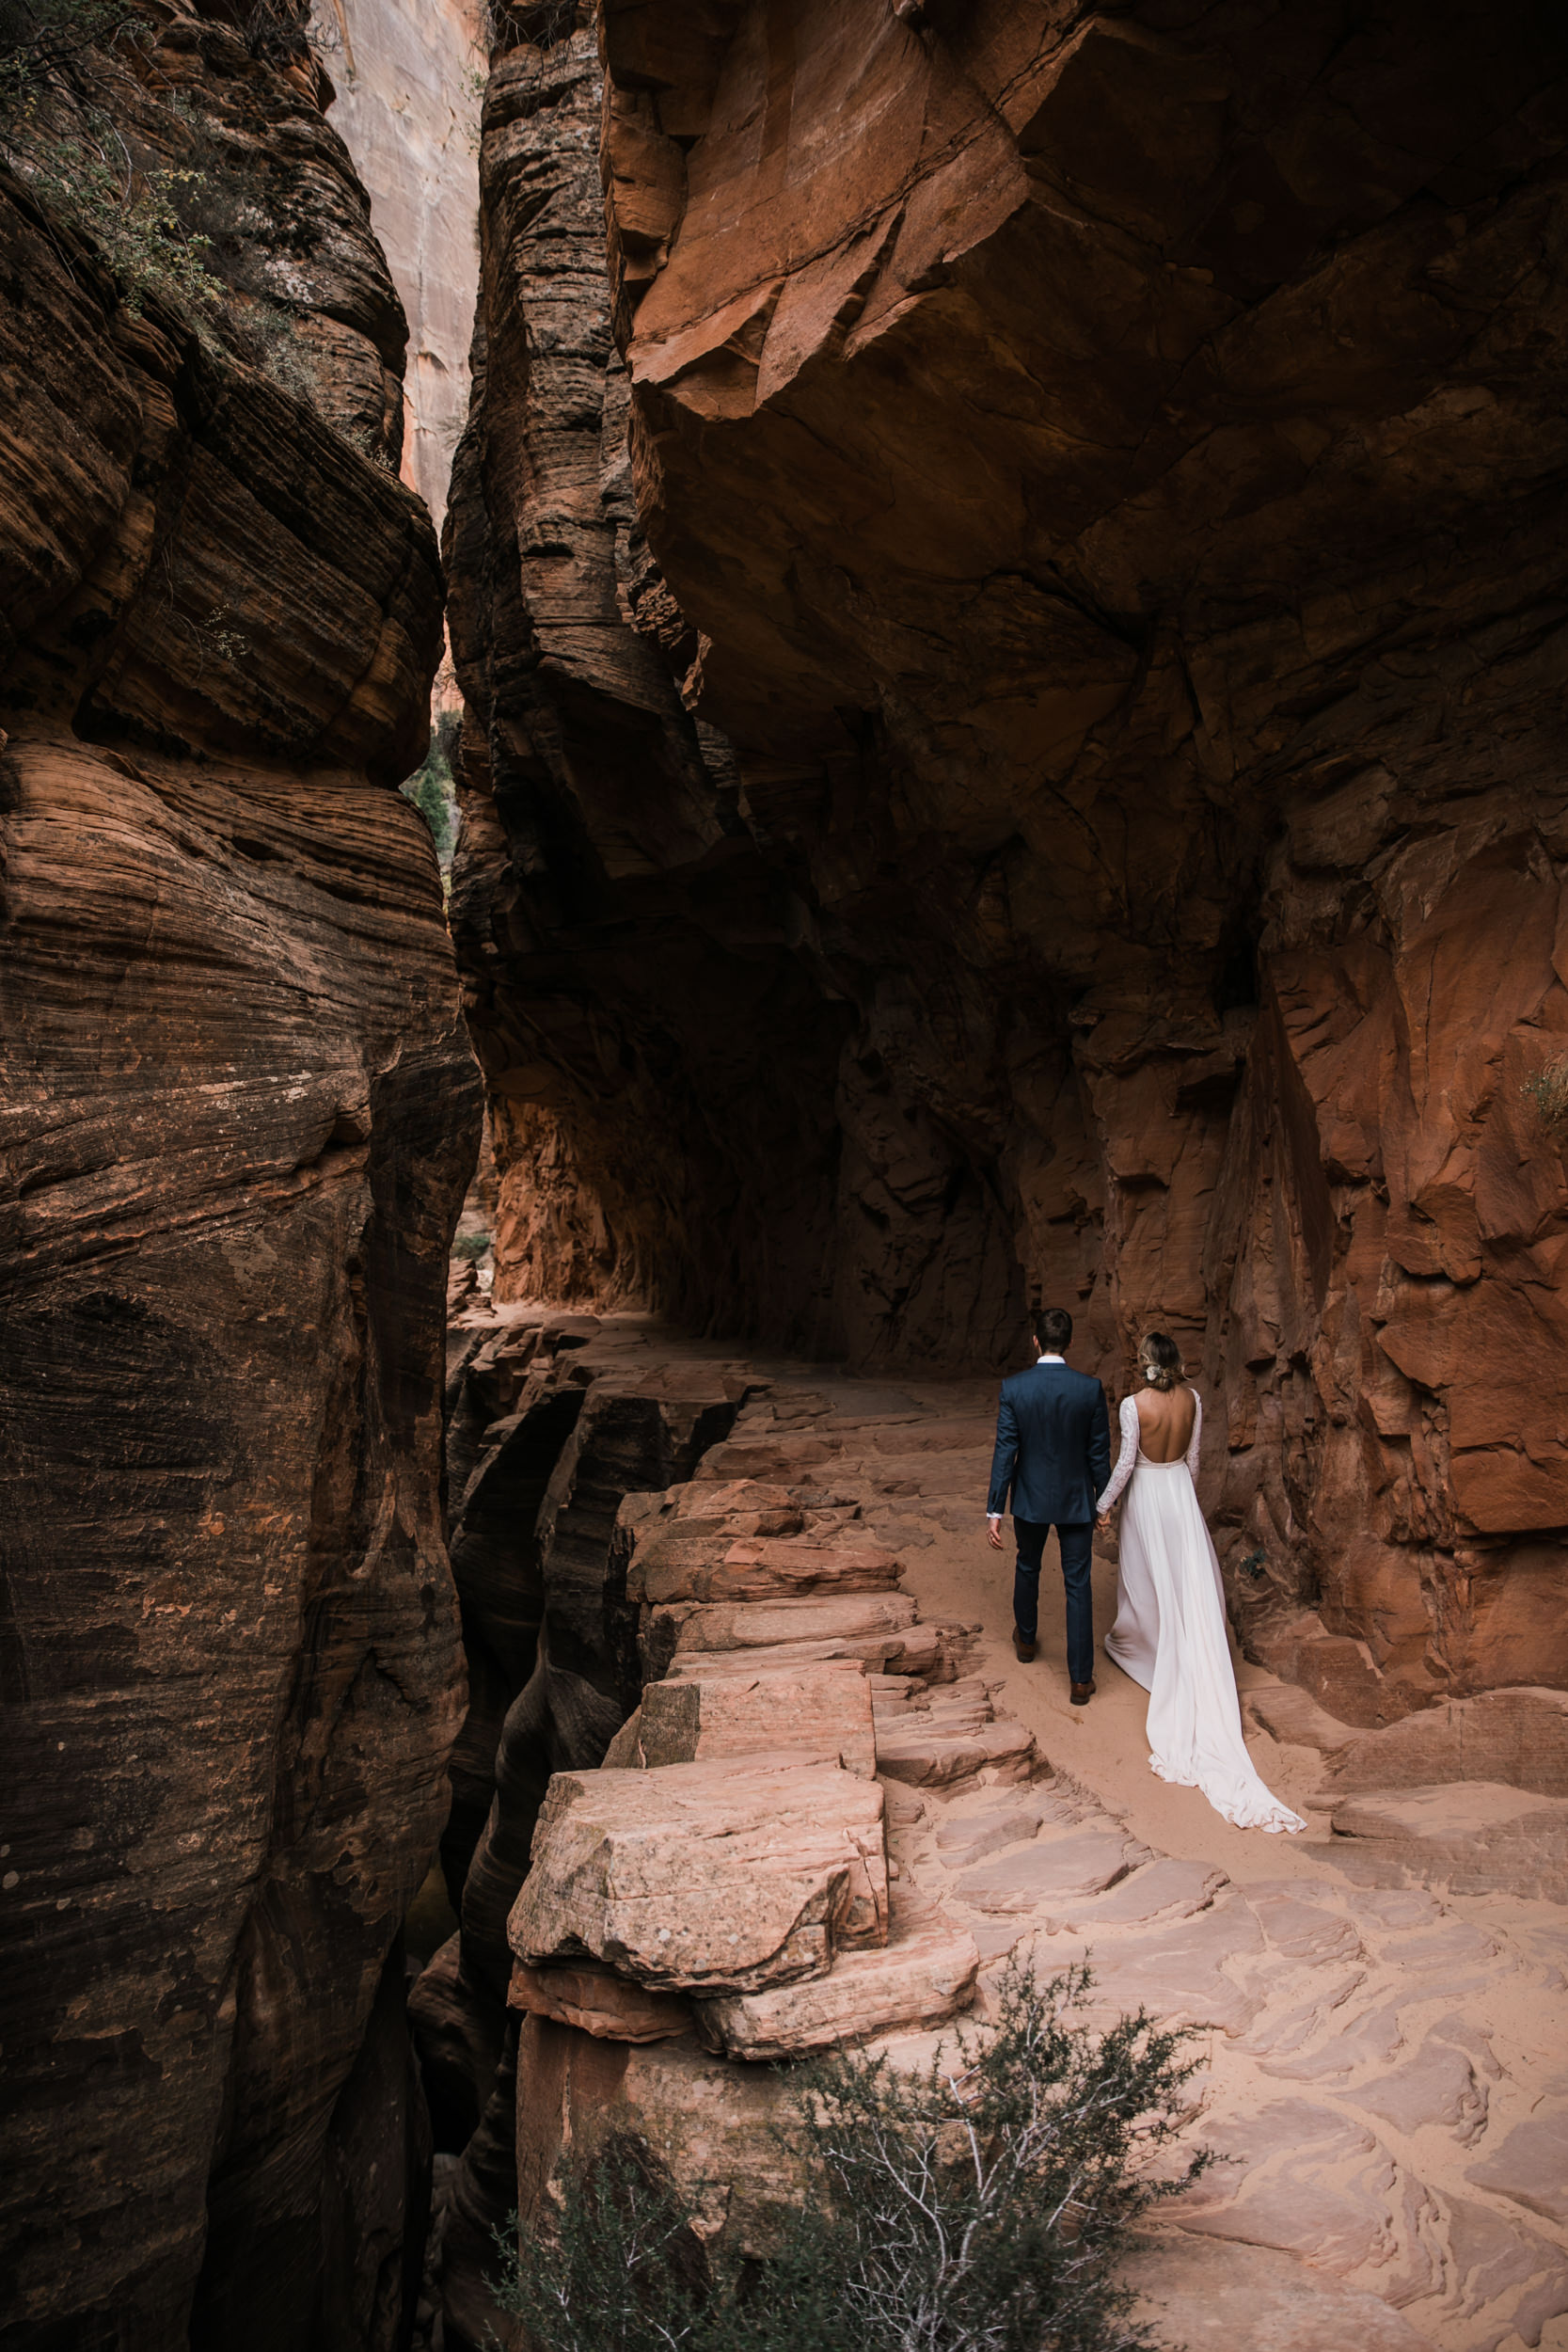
[493,1957,1207,2352]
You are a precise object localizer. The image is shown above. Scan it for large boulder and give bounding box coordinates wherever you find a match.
[508,1757,889,1993]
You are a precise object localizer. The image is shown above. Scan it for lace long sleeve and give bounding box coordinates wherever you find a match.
[1185,1389,1203,1479]
[1097,1395,1139,1513]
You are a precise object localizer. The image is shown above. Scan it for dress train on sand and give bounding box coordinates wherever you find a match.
[1100,1391,1304,1836]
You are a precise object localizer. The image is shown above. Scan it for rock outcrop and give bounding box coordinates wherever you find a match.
[449,1,1568,1726]
[426,1307,750,2344]
[0,9,478,2344]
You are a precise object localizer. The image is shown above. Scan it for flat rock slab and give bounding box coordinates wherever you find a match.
[1443,2192,1568,2349]
[954,1830,1139,1912]
[1465,2106,1568,2224]
[1122,2232,1433,2351]
[1329,1780,1568,1903]
[696,1922,980,2061]
[631,1532,901,1606]
[1346,2037,1489,2140]
[664,1642,875,1679]
[1041,1856,1227,1935]
[1077,1898,1267,2037]
[669,1593,919,1649]
[933,1799,1053,1864]
[876,1700,1037,1788]
[869,1420,993,1454]
[1328,1685,1568,1798]
[508,1960,692,2043]
[635,1668,877,1778]
[659,1593,948,1677]
[509,1758,888,1994]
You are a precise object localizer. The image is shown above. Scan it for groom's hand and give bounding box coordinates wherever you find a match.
[986,1515,1005,1550]
[1096,1512,1113,1535]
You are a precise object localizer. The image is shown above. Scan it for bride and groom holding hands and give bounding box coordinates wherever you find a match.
[985,1306,1303,1836]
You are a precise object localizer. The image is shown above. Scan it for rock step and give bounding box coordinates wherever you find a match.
[615,1666,878,1780]
[694,1919,981,2062]
[873,1679,1037,1788]
[630,1534,904,1607]
[951,1826,1153,1913]
[653,1591,973,1683]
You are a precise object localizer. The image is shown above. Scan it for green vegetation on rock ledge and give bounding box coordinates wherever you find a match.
[401,707,461,875]
[494,1961,1207,2352]
[0,0,219,314]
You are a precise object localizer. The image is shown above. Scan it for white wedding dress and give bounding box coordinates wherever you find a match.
[1099,1391,1304,1835]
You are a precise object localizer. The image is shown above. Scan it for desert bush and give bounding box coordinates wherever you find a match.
[401,709,462,873]
[1523,1054,1568,1145]
[485,0,581,55]
[225,294,324,404]
[493,1959,1206,2352]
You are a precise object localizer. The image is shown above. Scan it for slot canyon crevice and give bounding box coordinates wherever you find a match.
[2,1,1566,2349]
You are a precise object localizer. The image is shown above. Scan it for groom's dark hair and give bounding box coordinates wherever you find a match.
[1033,1306,1073,1350]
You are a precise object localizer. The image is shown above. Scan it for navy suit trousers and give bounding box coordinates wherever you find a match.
[1013,1517,1094,1685]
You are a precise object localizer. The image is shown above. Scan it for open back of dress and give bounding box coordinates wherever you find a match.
[1101,1391,1304,1835]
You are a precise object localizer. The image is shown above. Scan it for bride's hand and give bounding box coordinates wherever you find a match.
[1096,1511,1113,1534]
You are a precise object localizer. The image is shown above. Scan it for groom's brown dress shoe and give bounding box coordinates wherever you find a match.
[1013,1629,1037,1661]
[1069,1679,1096,1706]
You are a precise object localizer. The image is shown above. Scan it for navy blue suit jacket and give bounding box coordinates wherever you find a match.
[987,1359,1112,1525]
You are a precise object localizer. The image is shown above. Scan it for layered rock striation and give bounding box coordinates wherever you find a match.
[448,1,1568,1724]
[0,9,479,2344]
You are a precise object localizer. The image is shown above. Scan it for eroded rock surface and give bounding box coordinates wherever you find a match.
[0,12,477,2344]
[450,0,1568,1729]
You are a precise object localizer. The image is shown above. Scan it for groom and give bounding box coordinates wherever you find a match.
[986,1306,1112,1703]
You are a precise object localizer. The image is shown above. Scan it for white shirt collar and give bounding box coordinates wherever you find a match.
[1035,1353,1065,1364]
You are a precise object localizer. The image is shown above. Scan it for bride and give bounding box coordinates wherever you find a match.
[1096,1333,1304,1835]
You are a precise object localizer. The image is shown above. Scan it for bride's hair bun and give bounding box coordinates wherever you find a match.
[1139,1330,1182,1390]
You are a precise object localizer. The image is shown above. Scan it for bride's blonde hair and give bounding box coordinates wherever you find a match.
[1139,1330,1182,1390]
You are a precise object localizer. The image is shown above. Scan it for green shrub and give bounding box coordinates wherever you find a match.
[452,1231,491,1263]
[0,0,219,316]
[400,709,462,873]
[492,1959,1206,2352]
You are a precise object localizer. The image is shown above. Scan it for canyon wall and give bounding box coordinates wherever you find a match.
[0,8,480,2344]
[449,0,1568,1725]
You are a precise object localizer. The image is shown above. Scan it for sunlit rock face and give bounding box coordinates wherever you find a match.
[0,10,480,2344]
[313,0,483,533]
[449,0,1568,1722]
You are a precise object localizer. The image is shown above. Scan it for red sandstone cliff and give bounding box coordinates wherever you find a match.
[0,8,480,2344]
[449,0,1568,1727]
